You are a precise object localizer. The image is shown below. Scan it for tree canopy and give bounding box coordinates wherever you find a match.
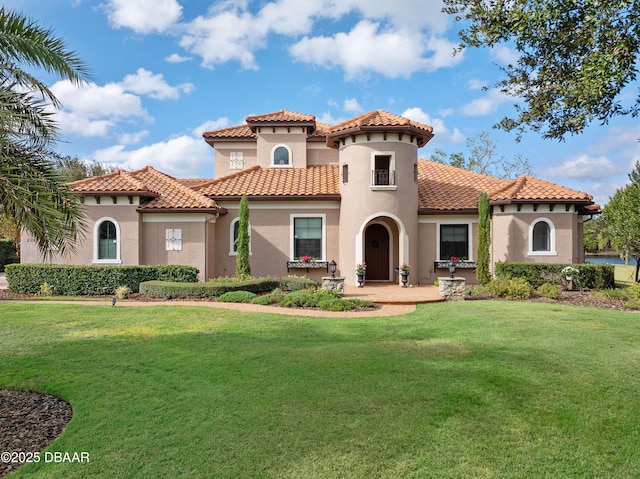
[601,161,640,281]
[430,131,531,179]
[444,1,640,140]
[0,8,91,256]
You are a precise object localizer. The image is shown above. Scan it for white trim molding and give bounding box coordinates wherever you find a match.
[290,213,326,261]
[528,217,557,256]
[92,217,122,264]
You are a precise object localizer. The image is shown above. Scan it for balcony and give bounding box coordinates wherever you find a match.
[371,169,396,190]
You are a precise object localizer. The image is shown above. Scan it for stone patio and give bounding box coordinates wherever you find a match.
[343,282,444,304]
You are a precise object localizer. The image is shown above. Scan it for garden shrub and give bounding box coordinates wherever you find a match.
[317,298,356,311]
[140,276,284,299]
[537,282,562,300]
[217,290,257,303]
[484,277,533,300]
[6,264,198,295]
[251,290,285,305]
[279,275,318,292]
[0,240,19,272]
[279,288,340,308]
[496,262,614,289]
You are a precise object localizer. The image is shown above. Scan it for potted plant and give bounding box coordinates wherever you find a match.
[400,263,410,287]
[449,256,460,278]
[561,265,579,290]
[300,255,313,263]
[355,263,366,287]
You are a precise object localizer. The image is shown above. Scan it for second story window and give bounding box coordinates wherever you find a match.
[371,153,395,187]
[273,145,291,166]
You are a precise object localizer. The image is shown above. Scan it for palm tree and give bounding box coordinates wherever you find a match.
[0,7,91,256]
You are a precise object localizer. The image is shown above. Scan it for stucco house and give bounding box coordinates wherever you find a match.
[21,109,599,286]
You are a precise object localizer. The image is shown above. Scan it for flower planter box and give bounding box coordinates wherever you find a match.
[434,261,477,270]
[287,261,329,273]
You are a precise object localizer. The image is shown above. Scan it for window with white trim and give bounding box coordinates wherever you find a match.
[370,151,396,188]
[291,215,325,260]
[165,229,182,251]
[529,218,556,255]
[230,152,244,170]
[229,218,252,255]
[440,224,470,260]
[93,217,121,264]
[272,144,291,166]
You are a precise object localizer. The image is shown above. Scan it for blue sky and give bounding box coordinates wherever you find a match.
[6,0,640,207]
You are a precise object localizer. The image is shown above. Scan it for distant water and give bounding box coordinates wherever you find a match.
[585,255,638,266]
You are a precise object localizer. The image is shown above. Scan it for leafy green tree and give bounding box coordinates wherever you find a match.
[235,195,251,278]
[54,154,119,182]
[476,192,491,285]
[601,161,640,282]
[444,1,640,140]
[0,8,91,256]
[430,131,531,179]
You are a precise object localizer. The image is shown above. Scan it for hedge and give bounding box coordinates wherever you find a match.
[495,262,614,289]
[5,264,199,295]
[0,240,19,272]
[140,276,317,299]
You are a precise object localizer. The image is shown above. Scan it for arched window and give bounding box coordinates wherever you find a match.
[529,218,556,255]
[229,217,251,255]
[271,145,292,166]
[93,217,121,263]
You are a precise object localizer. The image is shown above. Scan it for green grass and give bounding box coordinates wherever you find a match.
[2,301,640,478]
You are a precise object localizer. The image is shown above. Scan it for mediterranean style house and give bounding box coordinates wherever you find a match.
[21,110,598,286]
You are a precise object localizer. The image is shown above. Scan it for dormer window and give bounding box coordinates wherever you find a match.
[272,145,292,167]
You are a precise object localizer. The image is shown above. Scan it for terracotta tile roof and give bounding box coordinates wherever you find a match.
[417,160,595,212]
[71,166,224,212]
[196,165,340,198]
[327,110,434,148]
[489,175,593,203]
[202,124,255,140]
[245,109,316,124]
[418,161,505,212]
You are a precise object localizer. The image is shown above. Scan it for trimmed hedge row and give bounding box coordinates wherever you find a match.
[5,264,199,295]
[140,276,317,299]
[495,262,614,289]
[0,240,19,272]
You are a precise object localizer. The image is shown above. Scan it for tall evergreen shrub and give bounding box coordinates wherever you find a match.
[476,192,491,285]
[235,195,251,278]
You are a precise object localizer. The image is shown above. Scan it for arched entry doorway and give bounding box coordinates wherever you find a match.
[365,223,390,280]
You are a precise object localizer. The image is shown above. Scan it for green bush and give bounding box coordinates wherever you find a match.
[317,298,356,311]
[252,291,285,305]
[217,290,257,303]
[140,277,283,299]
[6,264,199,295]
[628,282,640,300]
[537,282,562,300]
[279,275,318,292]
[0,240,19,272]
[495,262,614,289]
[484,277,533,300]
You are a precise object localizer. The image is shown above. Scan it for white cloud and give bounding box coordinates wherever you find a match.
[402,107,465,144]
[544,154,620,181]
[175,0,459,76]
[490,45,519,66]
[343,98,363,113]
[93,136,212,177]
[118,130,149,145]
[165,53,193,63]
[468,78,487,91]
[121,68,193,100]
[194,118,231,137]
[51,69,193,139]
[290,21,461,80]
[105,0,182,33]
[461,88,514,116]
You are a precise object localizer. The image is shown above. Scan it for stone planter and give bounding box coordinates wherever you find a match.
[322,277,345,295]
[400,272,409,288]
[438,277,466,301]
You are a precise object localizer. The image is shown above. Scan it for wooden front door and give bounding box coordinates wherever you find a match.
[365,224,390,280]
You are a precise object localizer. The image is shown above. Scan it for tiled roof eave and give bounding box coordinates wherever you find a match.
[490,198,593,205]
[137,206,227,214]
[419,208,478,215]
[75,190,160,198]
[327,125,433,148]
[207,194,341,201]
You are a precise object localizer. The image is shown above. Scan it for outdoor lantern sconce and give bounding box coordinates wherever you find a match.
[329,260,337,278]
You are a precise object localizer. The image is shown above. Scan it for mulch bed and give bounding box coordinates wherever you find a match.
[0,390,73,478]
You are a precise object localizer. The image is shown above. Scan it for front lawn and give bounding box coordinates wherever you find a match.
[1,302,640,478]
